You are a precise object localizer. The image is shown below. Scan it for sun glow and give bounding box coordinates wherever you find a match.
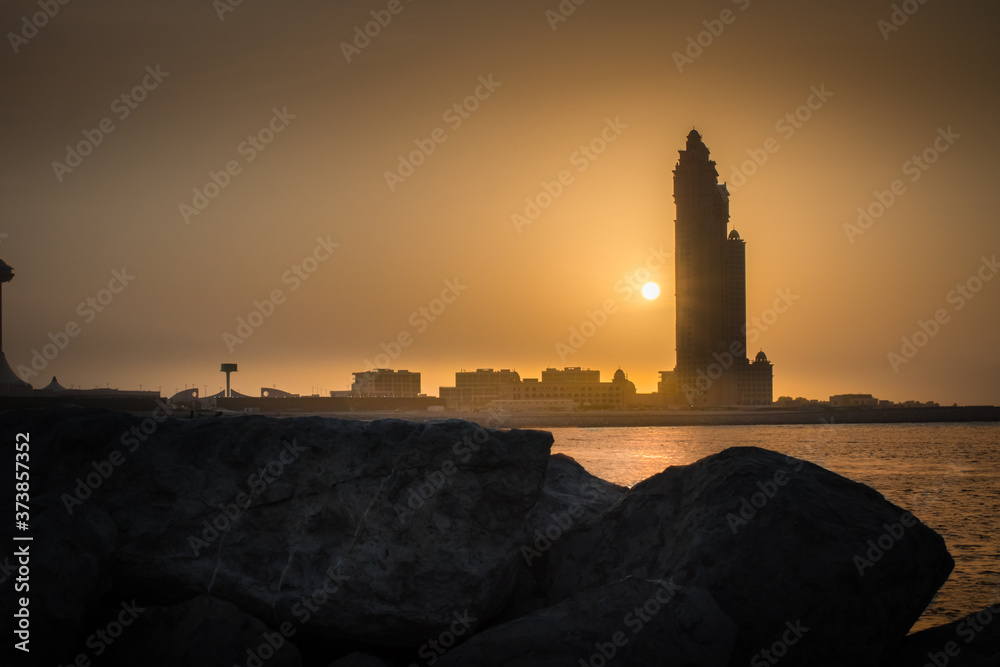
[642,282,660,300]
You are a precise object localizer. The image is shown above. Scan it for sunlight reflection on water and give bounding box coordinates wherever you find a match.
[549,422,1000,632]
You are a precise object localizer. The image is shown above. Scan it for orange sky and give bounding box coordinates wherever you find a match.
[2,0,998,404]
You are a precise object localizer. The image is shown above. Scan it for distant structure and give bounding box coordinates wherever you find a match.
[492,367,636,411]
[0,259,33,394]
[350,369,421,397]
[830,394,878,408]
[171,388,200,403]
[40,376,67,392]
[663,130,773,407]
[261,387,299,398]
[221,363,238,398]
[439,368,521,410]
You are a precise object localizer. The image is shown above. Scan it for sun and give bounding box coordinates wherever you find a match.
[642,282,660,300]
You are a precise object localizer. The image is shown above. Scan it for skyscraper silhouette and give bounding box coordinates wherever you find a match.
[0,259,33,394]
[672,130,772,406]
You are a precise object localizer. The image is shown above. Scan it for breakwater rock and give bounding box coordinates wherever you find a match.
[1,407,963,666]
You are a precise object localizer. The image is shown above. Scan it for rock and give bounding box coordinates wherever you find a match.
[548,446,954,667]
[3,407,552,648]
[884,602,1000,667]
[1,493,117,665]
[436,577,736,666]
[99,596,301,667]
[498,453,627,622]
[328,652,391,667]
[523,453,626,540]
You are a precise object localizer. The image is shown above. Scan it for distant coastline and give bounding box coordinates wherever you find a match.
[3,400,997,429]
[261,405,1000,429]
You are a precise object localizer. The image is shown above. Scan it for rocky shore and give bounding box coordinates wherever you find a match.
[2,406,997,666]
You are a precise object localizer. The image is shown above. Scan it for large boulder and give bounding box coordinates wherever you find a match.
[548,446,954,666]
[327,652,391,667]
[1,407,552,648]
[436,577,736,666]
[523,453,627,533]
[496,453,627,622]
[885,602,1000,667]
[1,494,117,665]
[99,596,302,667]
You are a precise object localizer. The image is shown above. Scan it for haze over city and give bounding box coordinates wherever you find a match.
[2,0,999,404]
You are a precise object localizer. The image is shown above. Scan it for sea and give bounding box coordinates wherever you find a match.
[546,422,1000,633]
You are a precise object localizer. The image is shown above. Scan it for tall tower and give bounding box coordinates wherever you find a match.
[0,259,33,394]
[672,130,771,406]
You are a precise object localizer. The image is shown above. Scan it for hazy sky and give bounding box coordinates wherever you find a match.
[2,0,999,404]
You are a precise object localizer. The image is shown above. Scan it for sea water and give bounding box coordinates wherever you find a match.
[548,422,1000,632]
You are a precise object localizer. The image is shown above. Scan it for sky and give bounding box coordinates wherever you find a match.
[1,0,999,404]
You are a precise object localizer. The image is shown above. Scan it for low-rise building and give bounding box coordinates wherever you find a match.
[508,367,636,410]
[351,369,421,397]
[830,393,878,408]
[439,368,521,410]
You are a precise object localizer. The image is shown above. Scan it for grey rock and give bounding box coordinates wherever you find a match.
[523,452,627,539]
[328,652,391,667]
[4,407,552,648]
[100,596,302,667]
[885,602,1000,667]
[3,494,117,665]
[436,578,735,667]
[499,453,627,622]
[548,446,954,667]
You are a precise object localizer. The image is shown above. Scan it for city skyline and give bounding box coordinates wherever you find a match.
[2,0,999,405]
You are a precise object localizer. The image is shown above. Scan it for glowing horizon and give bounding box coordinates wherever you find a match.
[2,1,998,406]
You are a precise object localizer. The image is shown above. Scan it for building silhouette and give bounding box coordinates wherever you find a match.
[0,260,35,395]
[438,366,638,411]
[504,367,636,410]
[439,368,521,410]
[667,130,772,406]
[349,369,421,398]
